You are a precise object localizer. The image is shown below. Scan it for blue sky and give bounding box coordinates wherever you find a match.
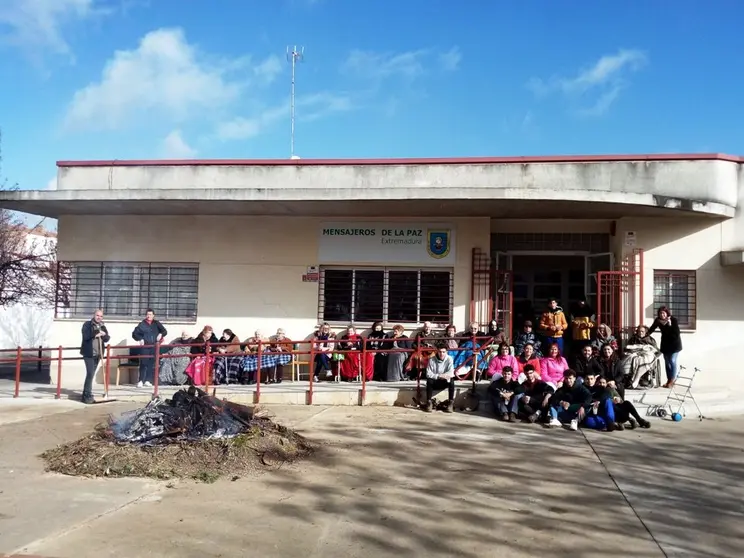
[0,0,743,193]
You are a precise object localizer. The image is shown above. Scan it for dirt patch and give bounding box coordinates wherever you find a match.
[40,391,315,482]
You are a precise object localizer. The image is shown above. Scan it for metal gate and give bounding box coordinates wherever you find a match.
[472,247,642,346]
[470,248,513,339]
[597,249,644,347]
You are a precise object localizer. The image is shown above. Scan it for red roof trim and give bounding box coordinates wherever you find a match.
[56,153,744,168]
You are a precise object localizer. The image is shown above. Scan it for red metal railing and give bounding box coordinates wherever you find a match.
[1,334,505,404]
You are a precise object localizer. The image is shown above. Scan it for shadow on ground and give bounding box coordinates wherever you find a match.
[4,404,743,558]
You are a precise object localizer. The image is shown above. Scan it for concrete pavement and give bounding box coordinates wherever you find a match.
[0,402,741,557]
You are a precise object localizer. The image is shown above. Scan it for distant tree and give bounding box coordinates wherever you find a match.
[0,128,58,308]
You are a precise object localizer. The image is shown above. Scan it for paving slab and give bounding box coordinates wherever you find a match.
[1,404,741,558]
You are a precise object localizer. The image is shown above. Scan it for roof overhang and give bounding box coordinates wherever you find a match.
[0,188,736,219]
[720,251,744,266]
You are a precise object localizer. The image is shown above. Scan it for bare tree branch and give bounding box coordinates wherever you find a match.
[0,128,59,308]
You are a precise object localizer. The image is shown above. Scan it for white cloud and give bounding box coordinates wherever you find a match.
[216,92,353,141]
[0,0,103,59]
[253,55,283,82]
[160,130,196,158]
[45,176,57,190]
[342,46,461,82]
[528,49,647,115]
[439,46,461,71]
[342,49,429,80]
[64,27,279,131]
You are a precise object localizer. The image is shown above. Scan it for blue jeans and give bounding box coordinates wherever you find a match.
[584,398,616,430]
[663,352,680,382]
[544,336,564,354]
[549,405,578,423]
[491,392,523,415]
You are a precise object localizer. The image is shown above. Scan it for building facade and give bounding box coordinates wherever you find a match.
[1,154,742,390]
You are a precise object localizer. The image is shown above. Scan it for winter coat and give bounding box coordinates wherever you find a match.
[539,308,568,339]
[648,316,683,354]
[539,356,569,385]
[488,354,519,378]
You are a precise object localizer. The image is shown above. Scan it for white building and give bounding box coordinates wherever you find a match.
[0,225,56,349]
[0,153,742,390]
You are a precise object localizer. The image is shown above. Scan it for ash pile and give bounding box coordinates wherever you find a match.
[112,387,258,445]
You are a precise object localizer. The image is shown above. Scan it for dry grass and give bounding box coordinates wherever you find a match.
[41,418,314,483]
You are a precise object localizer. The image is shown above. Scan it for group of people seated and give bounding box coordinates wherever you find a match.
[156,325,295,386]
[153,298,678,426]
[487,364,652,431]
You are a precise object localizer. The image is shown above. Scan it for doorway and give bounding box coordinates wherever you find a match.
[511,255,586,327]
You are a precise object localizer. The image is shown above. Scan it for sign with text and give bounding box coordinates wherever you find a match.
[318,222,456,264]
[302,265,319,282]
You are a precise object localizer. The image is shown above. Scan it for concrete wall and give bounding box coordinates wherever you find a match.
[615,217,743,389]
[721,163,744,250]
[485,218,743,389]
[49,213,744,391]
[56,159,740,216]
[53,214,489,353]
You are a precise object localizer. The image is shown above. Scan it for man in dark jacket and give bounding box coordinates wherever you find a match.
[80,309,110,404]
[583,371,621,431]
[517,364,554,423]
[488,366,523,422]
[132,308,168,388]
[548,369,592,430]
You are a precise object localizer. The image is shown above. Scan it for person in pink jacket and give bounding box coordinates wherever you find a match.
[487,342,519,380]
[539,342,569,388]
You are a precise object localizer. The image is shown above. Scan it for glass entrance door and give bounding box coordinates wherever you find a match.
[585,252,614,315]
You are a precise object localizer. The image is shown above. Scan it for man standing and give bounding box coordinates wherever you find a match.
[80,309,110,404]
[132,308,167,388]
[539,298,568,354]
[424,343,456,413]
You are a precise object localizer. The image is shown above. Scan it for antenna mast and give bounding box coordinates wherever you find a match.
[286,46,305,159]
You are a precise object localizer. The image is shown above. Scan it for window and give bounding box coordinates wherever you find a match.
[653,270,696,329]
[56,262,199,321]
[319,267,453,325]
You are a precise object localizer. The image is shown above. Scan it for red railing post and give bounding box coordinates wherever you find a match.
[153,340,161,398]
[471,332,478,384]
[360,338,367,405]
[415,343,422,401]
[308,342,315,405]
[204,340,211,389]
[255,340,263,403]
[13,346,22,398]
[55,346,63,399]
[103,344,111,399]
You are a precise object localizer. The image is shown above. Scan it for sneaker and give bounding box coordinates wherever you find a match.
[444,400,454,413]
[424,400,434,413]
[549,417,562,428]
[313,376,319,383]
[136,381,144,388]
[527,413,538,424]
[627,418,638,430]
[500,413,509,421]
[81,396,94,405]
[607,422,616,432]
[569,419,579,431]
[144,381,153,387]
[508,413,517,423]
[614,422,625,431]
[639,419,651,429]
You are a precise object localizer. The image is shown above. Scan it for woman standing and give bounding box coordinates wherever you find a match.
[648,306,682,388]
